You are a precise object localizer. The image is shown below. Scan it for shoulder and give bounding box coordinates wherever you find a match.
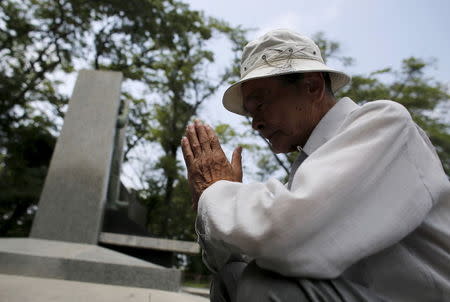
[355,100,411,120]
[355,100,410,116]
[329,99,416,148]
[343,100,413,130]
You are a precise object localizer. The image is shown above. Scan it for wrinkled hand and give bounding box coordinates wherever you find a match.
[181,120,242,210]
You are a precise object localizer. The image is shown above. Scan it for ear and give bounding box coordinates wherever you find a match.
[303,72,325,101]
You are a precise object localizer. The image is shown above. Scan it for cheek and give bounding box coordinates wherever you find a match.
[265,99,305,134]
[285,107,305,133]
[282,109,311,139]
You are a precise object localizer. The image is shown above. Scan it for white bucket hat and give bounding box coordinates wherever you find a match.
[222,29,351,116]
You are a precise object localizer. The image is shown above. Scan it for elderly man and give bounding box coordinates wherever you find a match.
[181,29,450,301]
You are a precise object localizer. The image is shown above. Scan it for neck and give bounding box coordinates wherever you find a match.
[295,94,336,150]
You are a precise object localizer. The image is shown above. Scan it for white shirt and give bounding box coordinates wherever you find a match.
[196,98,450,301]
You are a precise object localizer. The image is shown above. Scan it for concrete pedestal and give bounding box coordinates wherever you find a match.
[0,238,181,291]
[0,274,208,302]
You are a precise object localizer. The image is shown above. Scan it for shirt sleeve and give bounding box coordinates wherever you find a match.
[195,213,249,273]
[196,101,439,278]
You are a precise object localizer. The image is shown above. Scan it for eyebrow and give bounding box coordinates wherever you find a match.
[243,88,269,100]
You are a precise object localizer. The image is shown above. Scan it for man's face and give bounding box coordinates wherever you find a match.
[241,76,317,154]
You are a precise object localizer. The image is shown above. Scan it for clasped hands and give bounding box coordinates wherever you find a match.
[181,120,242,210]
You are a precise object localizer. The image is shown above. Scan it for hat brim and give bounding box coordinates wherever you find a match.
[222,58,351,116]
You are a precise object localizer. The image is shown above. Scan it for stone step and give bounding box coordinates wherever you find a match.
[99,232,200,254]
[0,274,208,302]
[0,238,180,291]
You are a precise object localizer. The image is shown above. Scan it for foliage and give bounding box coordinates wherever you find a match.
[0,124,55,235]
[132,19,247,241]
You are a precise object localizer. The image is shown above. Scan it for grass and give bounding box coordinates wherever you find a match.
[182,281,210,289]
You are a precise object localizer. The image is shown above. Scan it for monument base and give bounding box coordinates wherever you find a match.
[0,238,181,291]
[0,274,208,302]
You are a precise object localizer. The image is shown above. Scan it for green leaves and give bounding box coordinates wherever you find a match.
[214,123,237,145]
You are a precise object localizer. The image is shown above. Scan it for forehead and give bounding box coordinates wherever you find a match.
[242,77,277,91]
[241,77,279,99]
[241,77,286,114]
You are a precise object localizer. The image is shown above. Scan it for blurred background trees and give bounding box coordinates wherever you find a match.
[0,0,448,284]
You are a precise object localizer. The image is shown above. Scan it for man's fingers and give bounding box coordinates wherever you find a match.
[181,137,194,168]
[195,120,211,153]
[185,124,201,157]
[205,124,223,151]
[231,146,243,182]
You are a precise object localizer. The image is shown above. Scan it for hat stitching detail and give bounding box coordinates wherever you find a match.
[262,50,293,70]
[241,45,322,77]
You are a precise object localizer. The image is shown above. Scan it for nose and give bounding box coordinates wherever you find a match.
[252,118,265,131]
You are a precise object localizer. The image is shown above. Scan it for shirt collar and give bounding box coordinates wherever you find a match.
[303,97,360,155]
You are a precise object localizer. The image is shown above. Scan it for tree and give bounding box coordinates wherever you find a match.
[0,124,55,235]
[0,0,72,235]
[130,21,247,240]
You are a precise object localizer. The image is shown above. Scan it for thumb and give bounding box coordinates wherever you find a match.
[231,146,243,182]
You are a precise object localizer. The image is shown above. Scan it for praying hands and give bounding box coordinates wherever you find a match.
[181,120,242,210]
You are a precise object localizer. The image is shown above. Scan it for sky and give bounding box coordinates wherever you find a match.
[182,0,450,127]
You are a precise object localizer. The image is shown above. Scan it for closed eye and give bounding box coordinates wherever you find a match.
[256,102,263,110]
[244,96,263,114]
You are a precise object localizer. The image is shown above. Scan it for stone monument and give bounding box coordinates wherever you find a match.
[0,70,206,301]
[30,69,123,244]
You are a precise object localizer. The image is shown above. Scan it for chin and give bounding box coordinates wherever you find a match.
[270,144,291,154]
